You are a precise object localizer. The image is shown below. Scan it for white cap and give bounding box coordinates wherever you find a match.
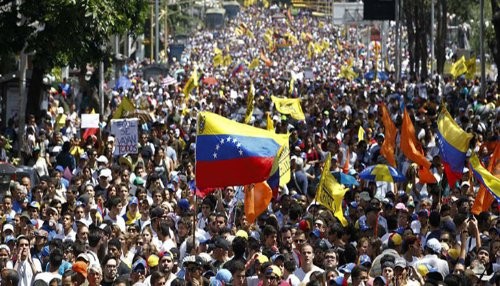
[3,224,13,233]
[426,238,442,253]
[99,168,112,180]
[96,155,109,164]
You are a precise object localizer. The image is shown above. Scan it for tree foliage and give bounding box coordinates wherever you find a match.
[0,0,148,70]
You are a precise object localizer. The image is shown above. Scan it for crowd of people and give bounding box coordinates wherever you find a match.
[0,3,499,286]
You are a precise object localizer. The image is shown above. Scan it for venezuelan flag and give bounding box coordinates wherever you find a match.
[437,107,473,188]
[469,153,500,199]
[195,112,285,188]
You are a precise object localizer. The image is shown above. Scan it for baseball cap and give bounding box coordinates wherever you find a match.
[215,269,232,284]
[132,258,147,272]
[2,224,14,233]
[395,203,408,212]
[395,257,406,268]
[96,155,109,164]
[76,253,90,263]
[5,235,16,244]
[148,255,159,267]
[426,238,442,254]
[359,254,372,267]
[35,230,49,238]
[256,254,269,264]
[338,263,356,273]
[265,265,282,277]
[129,197,139,206]
[99,168,112,179]
[29,201,40,209]
[55,165,64,172]
[235,230,248,239]
[72,261,88,278]
[178,198,190,211]
[271,253,285,262]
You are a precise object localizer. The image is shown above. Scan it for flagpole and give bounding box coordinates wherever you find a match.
[192,193,197,250]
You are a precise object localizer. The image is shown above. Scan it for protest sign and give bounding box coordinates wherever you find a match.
[111,118,139,155]
[81,113,100,128]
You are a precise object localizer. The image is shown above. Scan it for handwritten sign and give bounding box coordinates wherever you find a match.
[111,118,139,155]
[81,114,100,128]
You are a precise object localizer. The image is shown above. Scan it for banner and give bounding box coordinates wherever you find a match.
[244,81,255,124]
[111,118,139,156]
[271,96,305,121]
[315,152,348,226]
[81,113,100,129]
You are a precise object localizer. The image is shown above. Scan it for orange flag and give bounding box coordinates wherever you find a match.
[400,108,437,184]
[260,51,272,67]
[380,103,397,167]
[244,182,272,224]
[343,147,350,174]
[286,9,293,24]
[472,143,500,215]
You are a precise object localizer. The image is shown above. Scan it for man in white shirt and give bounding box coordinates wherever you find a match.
[293,244,323,283]
[55,212,77,242]
[14,235,42,286]
[104,196,126,233]
[414,238,449,278]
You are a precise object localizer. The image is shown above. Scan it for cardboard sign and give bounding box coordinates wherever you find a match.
[81,114,100,128]
[111,118,139,155]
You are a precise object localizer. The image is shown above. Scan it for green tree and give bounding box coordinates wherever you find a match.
[0,0,148,117]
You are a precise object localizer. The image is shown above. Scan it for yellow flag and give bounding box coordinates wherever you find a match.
[262,0,269,8]
[249,58,260,70]
[339,64,358,81]
[321,40,330,51]
[244,81,255,124]
[223,54,232,67]
[266,112,274,131]
[183,70,199,100]
[318,21,324,28]
[289,77,295,95]
[336,38,343,52]
[277,133,290,186]
[214,46,222,55]
[112,97,135,119]
[235,27,244,36]
[307,42,314,59]
[271,96,305,121]
[465,58,476,79]
[213,54,223,67]
[358,126,365,142]
[450,56,467,78]
[315,152,349,226]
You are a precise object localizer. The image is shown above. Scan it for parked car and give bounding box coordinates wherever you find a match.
[0,163,40,194]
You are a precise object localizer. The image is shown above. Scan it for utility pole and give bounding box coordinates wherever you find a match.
[150,3,154,62]
[395,0,401,81]
[480,0,486,97]
[430,0,435,75]
[165,0,169,58]
[155,0,160,63]
[99,61,104,115]
[18,50,27,160]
